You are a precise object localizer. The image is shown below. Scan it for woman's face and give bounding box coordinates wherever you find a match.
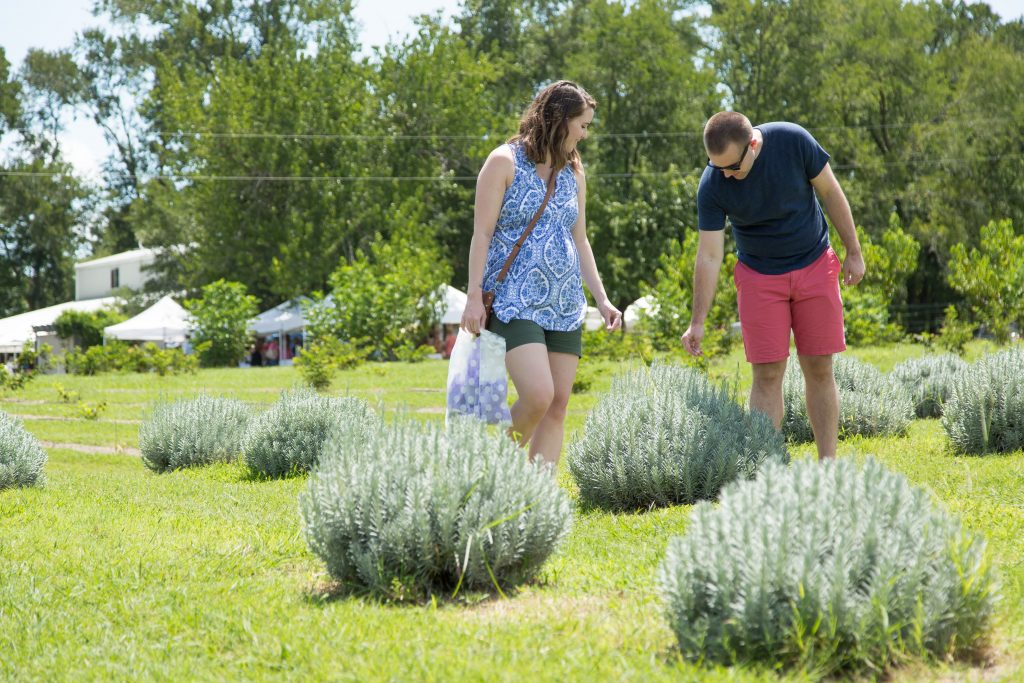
[563,107,594,153]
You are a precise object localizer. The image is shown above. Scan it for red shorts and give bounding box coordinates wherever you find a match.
[734,247,846,364]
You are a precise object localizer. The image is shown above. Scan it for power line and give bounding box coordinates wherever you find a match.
[7,117,1012,142]
[1,153,1021,182]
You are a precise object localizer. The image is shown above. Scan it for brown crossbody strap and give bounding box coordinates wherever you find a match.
[494,168,557,284]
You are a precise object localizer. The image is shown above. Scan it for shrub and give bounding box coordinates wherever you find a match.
[644,230,739,357]
[659,458,996,676]
[139,396,252,472]
[0,411,47,489]
[301,416,572,599]
[580,328,655,362]
[63,342,197,375]
[782,355,913,443]
[304,232,451,362]
[942,347,1024,454]
[53,307,126,349]
[568,363,788,511]
[293,337,363,390]
[242,389,379,477]
[185,279,259,367]
[890,354,968,418]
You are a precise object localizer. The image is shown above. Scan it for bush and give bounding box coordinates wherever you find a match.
[890,353,968,418]
[0,411,47,489]
[568,363,788,511]
[139,396,252,472]
[53,307,127,349]
[300,416,572,599]
[644,230,739,357]
[942,347,1024,454]
[782,355,913,443]
[185,280,259,367]
[63,342,197,375]
[659,458,996,676]
[304,232,451,362]
[242,389,379,477]
[293,337,363,390]
[580,328,655,362]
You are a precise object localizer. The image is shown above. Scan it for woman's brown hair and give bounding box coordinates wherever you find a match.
[509,80,596,172]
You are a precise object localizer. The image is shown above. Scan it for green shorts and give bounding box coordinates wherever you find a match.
[487,317,583,357]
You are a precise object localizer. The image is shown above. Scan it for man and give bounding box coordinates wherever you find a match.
[680,112,866,459]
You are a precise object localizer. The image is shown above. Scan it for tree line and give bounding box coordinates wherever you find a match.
[1,0,1022,342]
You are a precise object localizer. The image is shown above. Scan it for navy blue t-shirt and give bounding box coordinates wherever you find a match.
[697,122,831,275]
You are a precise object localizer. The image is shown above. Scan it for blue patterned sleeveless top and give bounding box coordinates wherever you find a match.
[482,143,586,331]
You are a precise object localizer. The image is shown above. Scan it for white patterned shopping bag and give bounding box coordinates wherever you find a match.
[445,329,511,425]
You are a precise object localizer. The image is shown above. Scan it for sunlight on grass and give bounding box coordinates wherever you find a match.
[1,345,1021,680]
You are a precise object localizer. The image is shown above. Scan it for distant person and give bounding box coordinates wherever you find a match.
[680,112,866,460]
[250,344,262,367]
[461,80,622,468]
[263,339,279,366]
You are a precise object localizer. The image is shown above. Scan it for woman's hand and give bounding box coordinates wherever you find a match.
[598,299,622,331]
[461,291,488,335]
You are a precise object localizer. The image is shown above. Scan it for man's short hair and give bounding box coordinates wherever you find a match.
[704,111,753,155]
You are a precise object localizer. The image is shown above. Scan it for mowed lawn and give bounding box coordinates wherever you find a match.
[1,345,1022,681]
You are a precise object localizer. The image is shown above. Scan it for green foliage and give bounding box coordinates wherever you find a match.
[936,305,975,354]
[393,344,435,363]
[947,220,1024,344]
[63,341,197,375]
[139,396,252,473]
[942,347,1024,455]
[660,458,996,676]
[54,384,79,404]
[292,336,363,391]
[580,328,654,362]
[17,341,51,373]
[644,229,739,357]
[185,280,258,368]
[305,233,451,361]
[568,363,788,511]
[301,416,572,600]
[835,215,919,344]
[890,354,968,418]
[0,411,47,489]
[76,401,107,421]
[783,355,913,443]
[53,307,127,349]
[242,389,379,478]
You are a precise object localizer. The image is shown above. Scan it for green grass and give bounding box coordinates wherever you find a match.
[1,345,1021,681]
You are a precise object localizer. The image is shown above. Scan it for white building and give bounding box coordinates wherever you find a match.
[74,247,156,301]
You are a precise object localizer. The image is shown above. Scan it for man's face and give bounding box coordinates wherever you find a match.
[707,140,752,180]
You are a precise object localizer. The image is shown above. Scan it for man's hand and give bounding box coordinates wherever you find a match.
[681,322,705,357]
[842,250,866,286]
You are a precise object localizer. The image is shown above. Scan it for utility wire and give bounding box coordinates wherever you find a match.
[7,118,1012,141]
[0,154,1021,182]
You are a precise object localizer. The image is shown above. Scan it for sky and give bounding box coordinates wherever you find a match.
[0,0,463,177]
[2,0,1023,178]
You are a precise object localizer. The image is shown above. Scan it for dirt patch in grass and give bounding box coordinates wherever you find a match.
[41,440,140,456]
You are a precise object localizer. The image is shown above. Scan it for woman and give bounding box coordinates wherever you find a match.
[461,80,622,467]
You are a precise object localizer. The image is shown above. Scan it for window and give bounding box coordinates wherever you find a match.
[110,267,120,289]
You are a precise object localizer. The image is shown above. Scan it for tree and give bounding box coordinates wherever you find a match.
[305,227,452,361]
[185,280,259,367]
[947,219,1024,344]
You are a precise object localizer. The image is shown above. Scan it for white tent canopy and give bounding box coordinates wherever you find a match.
[0,297,118,353]
[250,297,310,336]
[623,295,658,328]
[437,285,467,325]
[104,295,191,345]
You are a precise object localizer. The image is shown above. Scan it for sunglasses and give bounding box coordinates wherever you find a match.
[707,142,750,171]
